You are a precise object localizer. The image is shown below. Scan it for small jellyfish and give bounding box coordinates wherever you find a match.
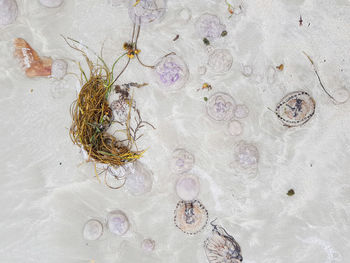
[154,54,189,91]
[195,14,226,40]
[14,38,53,78]
[0,0,18,26]
[206,92,236,121]
[332,88,349,104]
[39,0,64,8]
[228,120,243,136]
[175,174,200,201]
[104,164,131,189]
[275,91,315,127]
[174,200,208,235]
[141,238,156,252]
[125,162,153,196]
[128,0,166,25]
[51,59,67,79]
[107,210,130,236]
[241,65,253,77]
[83,219,103,241]
[233,140,259,171]
[207,49,233,74]
[234,104,249,119]
[204,222,243,263]
[170,148,195,174]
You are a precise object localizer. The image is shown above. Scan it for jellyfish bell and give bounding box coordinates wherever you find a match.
[51,59,67,79]
[174,200,208,235]
[234,104,249,119]
[107,210,130,236]
[332,88,349,104]
[206,92,236,121]
[103,164,132,189]
[39,0,64,8]
[232,141,259,175]
[170,148,195,174]
[204,223,243,263]
[207,49,233,74]
[275,91,315,127]
[0,0,18,26]
[128,0,166,25]
[141,238,156,252]
[195,13,226,40]
[175,174,200,201]
[153,54,189,91]
[228,120,243,136]
[83,219,104,241]
[125,162,153,196]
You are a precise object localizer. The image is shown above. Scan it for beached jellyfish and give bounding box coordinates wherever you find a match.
[208,49,233,74]
[110,98,129,122]
[206,92,236,121]
[233,140,259,171]
[107,210,130,236]
[128,0,166,24]
[51,59,67,79]
[195,13,226,40]
[234,104,249,119]
[39,0,64,8]
[141,238,156,252]
[241,65,253,77]
[0,0,18,26]
[228,120,243,136]
[170,148,195,174]
[333,88,349,104]
[174,200,208,235]
[204,222,243,263]
[154,54,189,91]
[104,164,131,189]
[176,174,200,201]
[125,162,153,196]
[275,91,315,127]
[83,219,104,241]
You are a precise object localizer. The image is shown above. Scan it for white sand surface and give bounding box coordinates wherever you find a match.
[1,0,350,262]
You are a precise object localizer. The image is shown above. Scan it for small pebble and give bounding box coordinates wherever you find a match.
[287,189,295,196]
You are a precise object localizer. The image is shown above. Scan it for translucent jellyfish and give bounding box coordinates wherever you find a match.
[107,210,130,236]
[128,0,166,25]
[228,120,243,136]
[333,88,349,104]
[208,49,233,74]
[51,59,67,79]
[154,54,189,91]
[275,91,315,127]
[174,200,208,235]
[104,164,132,189]
[234,104,249,119]
[195,13,226,40]
[206,92,236,121]
[125,162,153,196]
[170,148,195,174]
[83,219,103,241]
[39,0,64,8]
[232,141,259,172]
[241,65,253,77]
[175,174,200,201]
[0,0,18,26]
[141,238,156,252]
[204,223,243,263]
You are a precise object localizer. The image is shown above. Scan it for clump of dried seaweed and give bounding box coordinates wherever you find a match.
[65,36,153,168]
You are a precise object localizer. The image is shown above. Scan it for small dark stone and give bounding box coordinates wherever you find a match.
[287,189,295,196]
[203,38,210,45]
[204,97,208,102]
[59,162,62,165]
[221,30,228,37]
